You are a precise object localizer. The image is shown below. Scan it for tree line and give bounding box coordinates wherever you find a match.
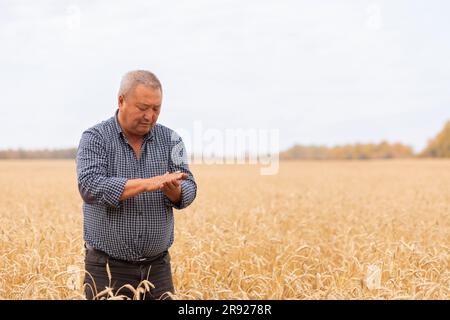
[281,120,450,160]
[0,120,449,160]
[0,148,77,159]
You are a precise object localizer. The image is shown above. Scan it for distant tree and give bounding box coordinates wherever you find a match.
[280,142,414,160]
[0,148,77,159]
[420,120,450,158]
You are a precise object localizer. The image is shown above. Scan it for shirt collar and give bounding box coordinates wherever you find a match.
[113,109,155,142]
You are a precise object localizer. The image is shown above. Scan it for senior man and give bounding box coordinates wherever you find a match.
[76,70,197,300]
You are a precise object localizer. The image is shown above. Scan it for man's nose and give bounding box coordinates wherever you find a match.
[143,110,155,121]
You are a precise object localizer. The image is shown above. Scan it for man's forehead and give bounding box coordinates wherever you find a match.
[132,85,162,104]
[134,84,162,96]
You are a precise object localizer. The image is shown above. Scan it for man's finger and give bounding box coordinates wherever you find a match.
[177,173,188,180]
[172,179,180,187]
[161,181,171,189]
[166,180,179,190]
[171,179,181,188]
[167,173,186,181]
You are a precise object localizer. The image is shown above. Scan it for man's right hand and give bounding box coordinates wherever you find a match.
[119,171,188,201]
[145,171,188,192]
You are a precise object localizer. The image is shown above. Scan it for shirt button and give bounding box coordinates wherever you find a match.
[138,211,143,216]
[138,235,143,239]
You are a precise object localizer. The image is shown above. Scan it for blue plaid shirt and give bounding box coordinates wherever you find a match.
[76,110,197,261]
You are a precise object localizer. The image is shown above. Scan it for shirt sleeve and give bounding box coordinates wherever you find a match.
[164,133,197,210]
[76,130,128,208]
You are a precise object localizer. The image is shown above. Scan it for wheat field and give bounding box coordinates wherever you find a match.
[0,160,448,299]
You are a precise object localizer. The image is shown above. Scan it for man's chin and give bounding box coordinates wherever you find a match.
[136,125,153,136]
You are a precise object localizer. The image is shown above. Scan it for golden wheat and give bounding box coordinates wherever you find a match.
[0,160,449,299]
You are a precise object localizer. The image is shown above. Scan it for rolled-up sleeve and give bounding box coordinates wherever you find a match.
[76,130,128,208]
[164,134,197,210]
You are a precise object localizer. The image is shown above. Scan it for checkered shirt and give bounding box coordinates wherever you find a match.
[76,110,197,261]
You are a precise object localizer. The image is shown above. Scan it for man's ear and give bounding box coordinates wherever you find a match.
[118,95,124,109]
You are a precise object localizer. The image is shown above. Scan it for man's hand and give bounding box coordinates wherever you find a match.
[120,171,188,201]
[159,171,186,205]
[144,171,187,192]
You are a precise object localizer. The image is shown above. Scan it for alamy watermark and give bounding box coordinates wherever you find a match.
[170,121,280,175]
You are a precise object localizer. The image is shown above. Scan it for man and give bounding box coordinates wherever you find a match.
[76,70,197,300]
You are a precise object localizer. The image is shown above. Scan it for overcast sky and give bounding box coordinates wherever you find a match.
[1,0,449,154]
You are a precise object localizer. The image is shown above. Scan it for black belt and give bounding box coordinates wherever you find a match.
[84,243,167,264]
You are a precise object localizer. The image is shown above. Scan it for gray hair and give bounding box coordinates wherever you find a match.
[118,70,162,98]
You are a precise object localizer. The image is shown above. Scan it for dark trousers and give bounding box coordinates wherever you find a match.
[83,244,175,300]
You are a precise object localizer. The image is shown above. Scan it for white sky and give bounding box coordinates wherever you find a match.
[0,0,449,154]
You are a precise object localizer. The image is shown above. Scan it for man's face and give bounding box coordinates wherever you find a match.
[118,84,162,137]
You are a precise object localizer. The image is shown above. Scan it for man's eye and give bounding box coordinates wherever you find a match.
[137,105,159,111]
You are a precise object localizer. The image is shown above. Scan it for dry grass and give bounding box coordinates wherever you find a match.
[0,159,449,299]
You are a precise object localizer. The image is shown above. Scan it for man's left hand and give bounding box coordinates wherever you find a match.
[160,171,183,205]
